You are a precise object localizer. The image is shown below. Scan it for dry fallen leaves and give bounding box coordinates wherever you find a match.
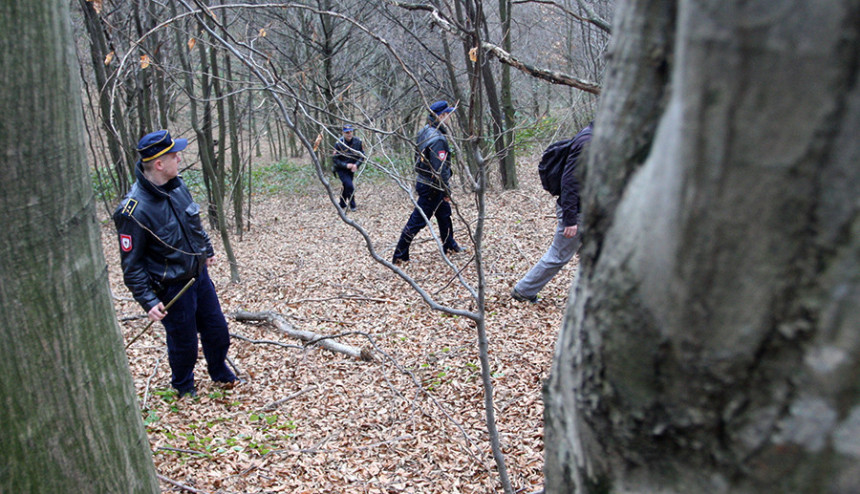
[105,155,576,493]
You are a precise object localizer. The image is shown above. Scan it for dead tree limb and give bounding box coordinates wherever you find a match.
[387,0,601,94]
[512,0,612,34]
[233,311,373,361]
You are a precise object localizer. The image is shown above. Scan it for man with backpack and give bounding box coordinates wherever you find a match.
[511,121,593,303]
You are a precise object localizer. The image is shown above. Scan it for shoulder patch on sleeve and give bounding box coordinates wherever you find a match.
[437,150,448,162]
[120,198,138,217]
[120,234,133,252]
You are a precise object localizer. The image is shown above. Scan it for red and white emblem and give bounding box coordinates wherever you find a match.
[437,150,447,162]
[120,234,133,252]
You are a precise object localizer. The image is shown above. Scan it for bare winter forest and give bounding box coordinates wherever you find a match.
[3,1,858,493]
[105,162,575,493]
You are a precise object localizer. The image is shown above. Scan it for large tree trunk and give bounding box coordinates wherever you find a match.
[544,0,860,493]
[0,1,159,492]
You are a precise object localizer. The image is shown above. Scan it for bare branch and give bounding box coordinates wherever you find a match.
[482,41,601,94]
[386,0,601,92]
[513,0,612,34]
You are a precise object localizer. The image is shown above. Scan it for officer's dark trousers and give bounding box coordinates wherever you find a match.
[393,182,459,261]
[336,169,356,209]
[160,266,235,394]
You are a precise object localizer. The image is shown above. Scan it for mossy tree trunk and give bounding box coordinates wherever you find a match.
[0,1,159,492]
[544,0,860,492]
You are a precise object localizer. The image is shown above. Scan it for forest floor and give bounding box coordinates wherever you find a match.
[102,156,577,494]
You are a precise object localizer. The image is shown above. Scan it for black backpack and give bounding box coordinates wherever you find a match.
[538,139,574,196]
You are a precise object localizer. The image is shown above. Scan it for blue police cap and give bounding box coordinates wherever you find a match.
[429,100,456,115]
[137,130,188,162]
[342,125,354,132]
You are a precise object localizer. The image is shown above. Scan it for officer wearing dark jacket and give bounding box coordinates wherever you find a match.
[392,101,464,264]
[332,125,364,211]
[114,130,237,397]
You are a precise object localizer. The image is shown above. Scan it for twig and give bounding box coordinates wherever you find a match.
[120,314,148,322]
[352,434,414,451]
[260,384,319,412]
[141,350,166,409]
[286,294,396,304]
[289,315,356,326]
[226,355,243,379]
[157,474,210,494]
[299,433,336,454]
[158,446,209,456]
[231,332,304,350]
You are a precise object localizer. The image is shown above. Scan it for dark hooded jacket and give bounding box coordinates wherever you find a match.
[558,122,592,227]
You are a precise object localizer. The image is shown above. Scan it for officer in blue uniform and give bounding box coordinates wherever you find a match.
[332,125,364,211]
[392,101,464,264]
[114,130,237,397]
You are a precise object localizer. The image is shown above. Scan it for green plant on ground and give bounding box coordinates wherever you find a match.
[252,159,319,196]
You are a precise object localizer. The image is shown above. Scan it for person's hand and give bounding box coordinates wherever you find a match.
[348,163,357,172]
[148,302,167,321]
[563,224,578,238]
[207,255,216,267]
[443,196,451,202]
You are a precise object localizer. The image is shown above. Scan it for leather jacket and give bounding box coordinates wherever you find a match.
[414,121,452,192]
[113,163,213,312]
[332,137,364,173]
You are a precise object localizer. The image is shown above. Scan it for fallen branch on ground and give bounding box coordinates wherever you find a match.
[233,311,373,361]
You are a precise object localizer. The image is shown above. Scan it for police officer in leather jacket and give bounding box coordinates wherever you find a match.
[332,125,364,211]
[392,101,465,264]
[114,130,237,397]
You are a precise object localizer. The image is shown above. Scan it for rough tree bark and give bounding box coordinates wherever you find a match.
[0,1,159,491]
[544,0,860,493]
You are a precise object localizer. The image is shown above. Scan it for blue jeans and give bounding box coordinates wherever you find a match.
[393,182,459,261]
[514,204,580,298]
[159,266,235,393]
[336,169,356,209]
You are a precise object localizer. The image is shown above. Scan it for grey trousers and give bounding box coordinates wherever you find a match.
[514,204,580,298]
